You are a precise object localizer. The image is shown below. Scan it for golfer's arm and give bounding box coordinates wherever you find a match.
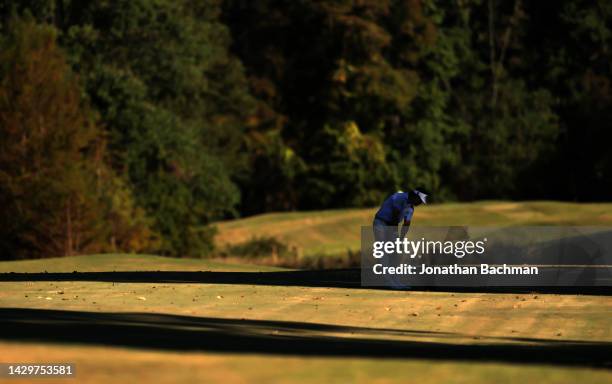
[400,219,411,238]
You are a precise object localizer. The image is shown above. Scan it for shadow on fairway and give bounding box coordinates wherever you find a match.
[0,270,611,295]
[0,308,610,368]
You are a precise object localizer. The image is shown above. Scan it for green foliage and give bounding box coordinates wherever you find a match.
[223,0,432,208]
[0,18,156,259]
[225,236,295,259]
[59,0,251,256]
[2,0,254,257]
[1,0,611,259]
[239,129,306,214]
[301,121,392,208]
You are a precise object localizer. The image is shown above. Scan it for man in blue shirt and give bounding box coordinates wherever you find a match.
[372,188,428,289]
[373,188,428,242]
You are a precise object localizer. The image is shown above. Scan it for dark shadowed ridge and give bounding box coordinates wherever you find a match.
[0,308,610,368]
[0,269,611,295]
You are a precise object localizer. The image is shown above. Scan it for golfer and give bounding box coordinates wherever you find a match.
[372,188,428,289]
[373,188,428,243]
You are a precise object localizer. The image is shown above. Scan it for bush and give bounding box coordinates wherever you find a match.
[225,236,296,259]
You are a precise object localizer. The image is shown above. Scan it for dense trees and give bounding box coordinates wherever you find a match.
[0,0,610,258]
[59,0,253,256]
[222,0,564,204]
[2,0,251,258]
[0,19,156,258]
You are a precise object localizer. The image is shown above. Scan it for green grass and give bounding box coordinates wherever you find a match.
[215,201,612,258]
[0,253,283,273]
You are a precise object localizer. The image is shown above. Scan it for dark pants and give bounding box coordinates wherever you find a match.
[372,218,410,289]
[373,218,395,243]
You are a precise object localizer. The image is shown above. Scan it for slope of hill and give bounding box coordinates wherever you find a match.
[215,201,612,258]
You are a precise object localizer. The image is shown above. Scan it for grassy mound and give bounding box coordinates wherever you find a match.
[215,201,612,262]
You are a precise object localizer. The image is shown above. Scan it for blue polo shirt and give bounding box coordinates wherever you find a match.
[374,191,414,225]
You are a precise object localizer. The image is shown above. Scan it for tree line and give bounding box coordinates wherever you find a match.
[1,0,610,259]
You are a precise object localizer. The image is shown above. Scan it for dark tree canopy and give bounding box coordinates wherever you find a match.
[1,0,611,258]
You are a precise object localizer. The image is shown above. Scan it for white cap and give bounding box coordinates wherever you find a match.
[414,190,428,204]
